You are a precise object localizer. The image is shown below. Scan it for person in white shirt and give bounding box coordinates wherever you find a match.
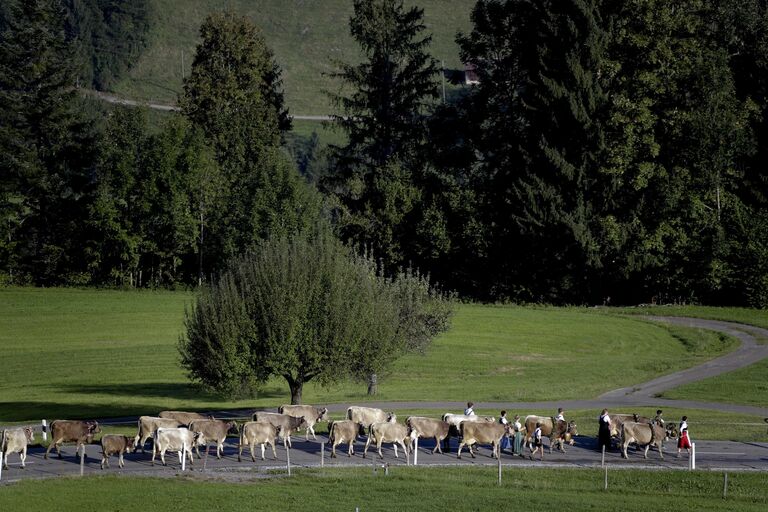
[598,408,611,451]
[499,410,511,451]
[512,415,523,456]
[555,407,565,422]
[464,402,475,416]
[677,416,691,457]
[530,422,544,460]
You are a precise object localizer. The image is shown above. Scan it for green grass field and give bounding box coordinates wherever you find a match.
[662,359,768,407]
[0,288,750,424]
[112,0,475,115]
[0,468,765,511]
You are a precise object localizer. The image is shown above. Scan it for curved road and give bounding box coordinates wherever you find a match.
[2,316,767,482]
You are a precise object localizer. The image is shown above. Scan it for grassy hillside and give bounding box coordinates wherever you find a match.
[111,0,475,115]
[1,469,766,511]
[0,288,744,422]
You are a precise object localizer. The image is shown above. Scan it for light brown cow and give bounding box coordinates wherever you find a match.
[134,416,183,453]
[1,427,34,469]
[44,420,101,460]
[238,422,281,462]
[100,434,135,469]
[457,422,507,459]
[406,416,450,454]
[188,419,238,459]
[442,413,495,452]
[363,421,410,459]
[328,420,358,458]
[278,405,329,440]
[158,411,213,425]
[151,427,206,467]
[347,406,396,435]
[252,412,308,448]
[621,422,666,459]
[609,413,650,437]
[523,415,578,453]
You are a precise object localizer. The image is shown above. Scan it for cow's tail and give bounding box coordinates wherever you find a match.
[278,405,284,414]
[346,407,353,421]
[327,421,335,443]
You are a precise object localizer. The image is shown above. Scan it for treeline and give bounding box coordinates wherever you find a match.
[2,0,768,307]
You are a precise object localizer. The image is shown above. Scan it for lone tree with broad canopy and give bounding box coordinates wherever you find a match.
[179,228,453,404]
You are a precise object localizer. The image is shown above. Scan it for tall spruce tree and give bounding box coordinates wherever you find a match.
[325,0,439,268]
[181,11,316,270]
[0,0,93,284]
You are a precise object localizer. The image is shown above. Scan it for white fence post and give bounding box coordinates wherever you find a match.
[286,444,291,476]
[604,466,608,490]
[690,442,696,470]
[601,445,605,467]
[413,437,418,466]
[80,444,85,476]
[41,419,47,442]
[181,443,186,471]
[321,442,324,468]
[0,450,4,481]
[497,455,502,485]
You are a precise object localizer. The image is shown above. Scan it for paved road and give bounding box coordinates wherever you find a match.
[3,316,767,483]
[2,434,766,483]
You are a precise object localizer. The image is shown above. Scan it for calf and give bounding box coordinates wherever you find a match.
[152,427,206,467]
[621,422,666,459]
[252,412,307,448]
[238,422,281,462]
[188,419,238,459]
[457,422,507,459]
[363,422,410,459]
[278,404,329,440]
[134,416,183,453]
[44,420,100,460]
[158,411,213,426]
[328,420,358,458]
[100,435,135,469]
[406,416,450,454]
[1,427,34,469]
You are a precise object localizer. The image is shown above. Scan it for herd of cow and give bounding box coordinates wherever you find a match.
[0,405,681,472]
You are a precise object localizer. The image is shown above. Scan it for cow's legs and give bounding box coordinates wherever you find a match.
[377,439,384,459]
[216,439,223,459]
[643,445,650,459]
[348,441,354,457]
[457,441,465,459]
[118,451,125,468]
[363,436,372,458]
[657,442,664,459]
[20,446,27,469]
[310,425,317,440]
[101,452,108,469]
[433,436,443,455]
[2,451,7,470]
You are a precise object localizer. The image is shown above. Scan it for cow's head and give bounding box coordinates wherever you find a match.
[295,416,309,429]
[227,421,240,435]
[23,427,34,442]
[665,423,678,440]
[274,425,283,437]
[193,431,207,446]
[125,437,136,453]
[567,421,578,437]
[317,408,329,422]
[386,412,397,423]
[87,421,102,434]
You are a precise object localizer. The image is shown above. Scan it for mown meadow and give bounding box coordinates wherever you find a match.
[0,467,765,511]
[1,288,763,425]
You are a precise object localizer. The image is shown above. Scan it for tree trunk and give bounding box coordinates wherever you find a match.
[285,375,303,405]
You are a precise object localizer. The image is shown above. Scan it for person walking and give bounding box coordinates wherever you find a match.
[598,408,612,451]
[677,416,691,457]
[464,402,475,416]
[499,410,511,452]
[512,414,524,456]
[653,409,665,427]
[530,422,544,460]
[555,408,565,422]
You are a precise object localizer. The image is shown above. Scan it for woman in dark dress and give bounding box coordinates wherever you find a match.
[598,408,612,451]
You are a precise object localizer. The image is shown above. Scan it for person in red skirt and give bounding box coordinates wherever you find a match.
[677,415,691,457]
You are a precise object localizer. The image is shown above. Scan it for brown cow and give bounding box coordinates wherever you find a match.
[441,413,495,452]
[238,422,281,462]
[100,434,135,469]
[188,419,238,459]
[363,421,410,459]
[252,412,308,448]
[134,416,183,453]
[523,415,577,453]
[158,411,213,425]
[279,405,329,440]
[328,420,359,458]
[457,422,507,459]
[44,420,100,460]
[621,422,666,459]
[406,416,450,454]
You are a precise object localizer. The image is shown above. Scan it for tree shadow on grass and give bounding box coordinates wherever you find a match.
[0,401,172,423]
[59,382,285,401]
